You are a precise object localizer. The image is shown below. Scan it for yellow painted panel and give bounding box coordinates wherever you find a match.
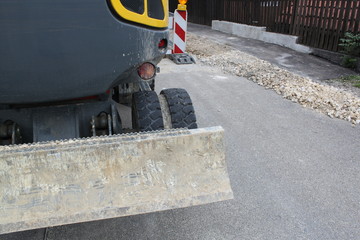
[110,0,168,28]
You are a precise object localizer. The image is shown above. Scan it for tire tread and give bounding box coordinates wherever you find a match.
[132,91,164,131]
[160,88,197,129]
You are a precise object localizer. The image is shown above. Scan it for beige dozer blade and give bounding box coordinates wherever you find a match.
[0,126,233,234]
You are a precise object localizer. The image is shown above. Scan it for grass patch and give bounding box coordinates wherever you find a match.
[341,75,360,81]
[354,83,360,88]
[337,75,360,88]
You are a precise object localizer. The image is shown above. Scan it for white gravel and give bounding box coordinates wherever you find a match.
[187,33,360,125]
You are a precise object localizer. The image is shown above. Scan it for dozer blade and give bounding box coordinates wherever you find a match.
[0,126,233,234]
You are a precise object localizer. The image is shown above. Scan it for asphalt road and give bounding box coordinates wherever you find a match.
[2,59,360,240]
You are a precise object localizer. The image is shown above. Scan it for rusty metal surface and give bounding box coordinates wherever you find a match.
[0,126,233,234]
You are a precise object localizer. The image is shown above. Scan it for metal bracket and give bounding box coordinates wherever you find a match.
[168,53,196,64]
[139,81,152,91]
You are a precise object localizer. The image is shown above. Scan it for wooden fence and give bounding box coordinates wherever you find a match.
[169,0,360,52]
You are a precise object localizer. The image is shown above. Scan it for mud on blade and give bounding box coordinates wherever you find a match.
[0,126,233,234]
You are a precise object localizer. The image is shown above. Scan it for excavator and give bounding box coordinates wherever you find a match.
[0,0,233,234]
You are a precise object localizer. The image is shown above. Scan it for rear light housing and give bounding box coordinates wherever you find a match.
[138,62,156,80]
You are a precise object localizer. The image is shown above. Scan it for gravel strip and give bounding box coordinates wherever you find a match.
[187,33,360,125]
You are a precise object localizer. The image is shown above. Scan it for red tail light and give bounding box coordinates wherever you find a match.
[158,39,167,49]
[138,63,156,80]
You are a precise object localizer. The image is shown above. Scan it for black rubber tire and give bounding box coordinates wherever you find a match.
[132,91,164,132]
[160,88,197,129]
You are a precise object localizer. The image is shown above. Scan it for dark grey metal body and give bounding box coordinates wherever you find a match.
[0,0,168,143]
[0,0,167,104]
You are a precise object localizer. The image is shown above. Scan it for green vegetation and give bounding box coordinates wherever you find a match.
[341,55,358,69]
[339,32,360,69]
[338,75,360,88]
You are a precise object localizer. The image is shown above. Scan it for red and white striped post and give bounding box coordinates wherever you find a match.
[169,0,195,64]
[173,0,188,54]
[173,7,187,54]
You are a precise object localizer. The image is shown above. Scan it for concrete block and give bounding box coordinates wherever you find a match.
[211,20,312,54]
[212,20,233,34]
[232,23,266,40]
[260,31,297,47]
